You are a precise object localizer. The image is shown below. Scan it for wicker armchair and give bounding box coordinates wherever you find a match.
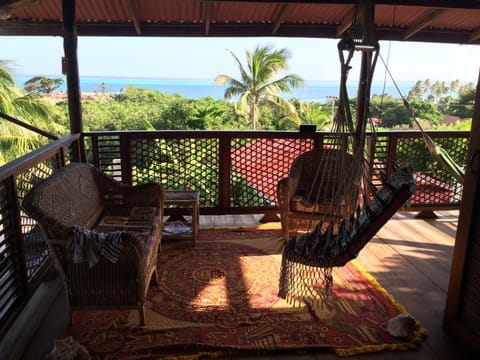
[22,162,164,325]
[277,148,354,240]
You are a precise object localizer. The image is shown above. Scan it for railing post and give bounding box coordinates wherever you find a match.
[7,175,29,294]
[219,135,231,211]
[120,133,133,185]
[90,134,100,168]
[386,133,398,177]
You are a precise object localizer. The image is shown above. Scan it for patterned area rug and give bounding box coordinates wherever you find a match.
[64,226,427,359]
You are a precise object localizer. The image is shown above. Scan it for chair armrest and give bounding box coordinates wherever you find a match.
[277,171,301,203]
[116,182,165,208]
[277,177,293,206]
[94,168,164,208]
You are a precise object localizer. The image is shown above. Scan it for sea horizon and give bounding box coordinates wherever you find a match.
[14,75,417,102]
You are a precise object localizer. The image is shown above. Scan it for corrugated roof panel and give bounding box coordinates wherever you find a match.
[214,2,278,23]
[136,0,203,22]
[77,0,128,22]
[428,9,480,31]
[375,5,480,32]
[10,0,61,21]
[2,0,479,44]
[375,5,434,29]
[285,4,354,24]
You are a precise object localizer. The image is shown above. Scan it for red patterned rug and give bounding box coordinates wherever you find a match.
[64,227,427,359]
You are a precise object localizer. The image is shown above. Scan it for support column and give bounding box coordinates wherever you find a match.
[62,0,82,135]
[354,1,376,151]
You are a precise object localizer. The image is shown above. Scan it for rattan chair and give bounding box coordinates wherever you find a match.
[22,162,164,325]
[277,148,355,240]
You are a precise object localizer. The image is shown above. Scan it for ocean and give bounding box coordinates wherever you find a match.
[14,76,414,103]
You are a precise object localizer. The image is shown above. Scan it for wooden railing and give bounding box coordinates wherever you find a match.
[84,130,468,213]
[0,129,469,338]
[0,134,82,338]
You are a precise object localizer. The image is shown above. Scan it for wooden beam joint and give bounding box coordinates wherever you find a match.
[403,8,446,40]
[272,4,289,35]
[125,0,141,35]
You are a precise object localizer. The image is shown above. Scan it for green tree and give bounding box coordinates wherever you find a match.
[449,84,476,118]
[215,44,304,130]
[431,80,449,104]
[449,79,460,95]
[24,76,64,94]
[287,99,331,130]
[408,80,425,101]
[0,61,65,165]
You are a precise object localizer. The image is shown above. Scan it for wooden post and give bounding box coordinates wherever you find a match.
[62,0,82,136]
[354,1,376,152]
[444,69,480,352]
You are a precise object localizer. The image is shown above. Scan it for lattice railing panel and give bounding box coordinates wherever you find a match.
[395,135,465,207]
[94,135,122,180]
[367,134,390,189]
[0,135,80,336]
[0,179,24,328]
[230,138,314,207]
[85,131,469,212]
[130,137,220,206]
[16,161,56,280]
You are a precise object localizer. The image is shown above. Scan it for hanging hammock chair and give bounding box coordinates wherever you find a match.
[278,4,416,308]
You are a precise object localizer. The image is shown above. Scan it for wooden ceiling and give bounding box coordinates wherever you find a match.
[0,1,479,45]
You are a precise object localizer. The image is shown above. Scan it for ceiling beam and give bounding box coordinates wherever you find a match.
[272,3,290,35]
[403,8,446,40]
[1,20,479,45]
[1,0,480,12]
[207,1,479,11]
[125,0,141,35]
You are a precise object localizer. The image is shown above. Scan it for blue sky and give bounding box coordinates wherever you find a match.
[1,36,479,84]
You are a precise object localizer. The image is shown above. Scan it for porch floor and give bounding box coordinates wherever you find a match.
[22,211,471,359]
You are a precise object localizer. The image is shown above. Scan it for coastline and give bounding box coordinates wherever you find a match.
[41,92,114,103]
[20,76,418,103]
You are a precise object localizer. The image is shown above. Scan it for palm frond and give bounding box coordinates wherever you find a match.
[214,74,231,85]
[227,49,252,85]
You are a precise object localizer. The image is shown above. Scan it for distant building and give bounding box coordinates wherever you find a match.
[368,117,382,125]
[440,115,462,125]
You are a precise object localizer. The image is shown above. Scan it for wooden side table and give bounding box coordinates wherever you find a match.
[163,190,200,244]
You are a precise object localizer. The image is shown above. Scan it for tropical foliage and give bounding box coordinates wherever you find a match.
[0,61,66,165]
[24,76,64,95]
[0,43,476,167]
[77,86,245,131]
[215,45,305,130]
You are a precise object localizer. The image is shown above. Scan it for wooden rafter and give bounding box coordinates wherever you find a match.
[0,1,479,45]
[0,0,36,8]
[469,28,480,43]
[403,8,446,40]
[336,8,355,37]
[272,3,289,35]
[0,0,35,18]
[204,0,211,35]
[125,0,141,35]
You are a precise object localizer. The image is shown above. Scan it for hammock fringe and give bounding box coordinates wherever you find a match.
[279,166,415,306]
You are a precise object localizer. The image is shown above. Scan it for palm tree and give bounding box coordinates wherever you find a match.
[215,45,304,130]
[0,60,64,165]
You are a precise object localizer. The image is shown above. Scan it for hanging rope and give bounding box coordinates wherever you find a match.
[278,1,415,311]
[378,55,464,183]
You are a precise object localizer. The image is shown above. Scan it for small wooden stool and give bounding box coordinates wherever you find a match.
[163,190,200,244]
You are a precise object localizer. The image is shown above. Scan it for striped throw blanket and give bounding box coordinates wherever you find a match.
[68,225,124,268]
